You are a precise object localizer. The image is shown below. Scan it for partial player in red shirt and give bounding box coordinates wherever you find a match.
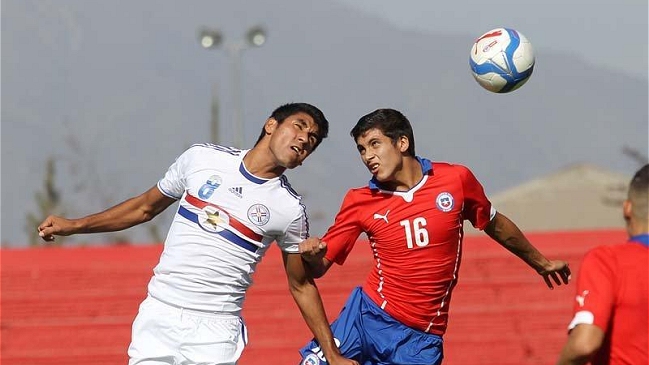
[298,108,571,365]
[557,164,648,365]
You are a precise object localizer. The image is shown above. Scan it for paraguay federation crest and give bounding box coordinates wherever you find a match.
[247,204,270,226]
[435,192,454,212]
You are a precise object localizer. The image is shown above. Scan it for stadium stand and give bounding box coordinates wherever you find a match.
[1,230,625,364]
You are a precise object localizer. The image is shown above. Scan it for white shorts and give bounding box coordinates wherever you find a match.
[128,295,248,365]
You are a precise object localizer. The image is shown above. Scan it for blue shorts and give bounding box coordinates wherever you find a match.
[299,287,443,365]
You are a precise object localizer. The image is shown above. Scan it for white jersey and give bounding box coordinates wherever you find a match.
[147,144,309,314]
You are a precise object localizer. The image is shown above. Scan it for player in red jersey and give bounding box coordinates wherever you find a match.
[298,108,572,365]
[557,164,648,365]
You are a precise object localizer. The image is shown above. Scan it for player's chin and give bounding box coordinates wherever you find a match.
[373,172,388,182]
[287,154,311,169]
[283,159,303,169]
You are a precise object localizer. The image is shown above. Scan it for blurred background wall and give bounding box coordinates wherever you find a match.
[1,230,627,365]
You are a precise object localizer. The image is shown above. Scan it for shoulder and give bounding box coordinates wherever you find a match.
[432,161,472,174]
[349,185,371,194]
[581,244,623,269]
[584,245,613,260]
[431,161,478,182]
[346,185,373,199]
[174,144,243,167]
[337,186,374,209]
[587,241,647,261]
[277,175,304,202]
[270,176,310,221]
[185,143,243,157]
[584,243,636,257]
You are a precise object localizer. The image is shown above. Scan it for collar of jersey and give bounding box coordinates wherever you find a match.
[368,156,432,190]
[239,161,271,184]
[629,233,649,247]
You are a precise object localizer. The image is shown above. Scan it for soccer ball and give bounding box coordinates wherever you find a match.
[469,28,535,93]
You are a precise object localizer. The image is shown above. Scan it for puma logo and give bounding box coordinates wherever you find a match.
[373,210,390,224]
[576,290,589,307]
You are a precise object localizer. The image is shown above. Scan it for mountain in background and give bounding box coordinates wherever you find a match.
[2,0,647,246]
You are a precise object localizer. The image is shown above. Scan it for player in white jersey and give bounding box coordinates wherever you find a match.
[37,103,359,365]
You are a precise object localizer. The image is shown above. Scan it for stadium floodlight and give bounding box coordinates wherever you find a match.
[198,28,223,49]
[246,26,267,47]
[197,25,267,148]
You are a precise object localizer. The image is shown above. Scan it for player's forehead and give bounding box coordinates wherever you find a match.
[357,128,389,143]
[283,112,319,132]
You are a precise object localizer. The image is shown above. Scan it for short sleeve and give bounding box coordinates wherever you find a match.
[157,148,195,199]
[322,190,364,265]
[567,246,616,332]
[275,207,309,254]
[458,165,494,230]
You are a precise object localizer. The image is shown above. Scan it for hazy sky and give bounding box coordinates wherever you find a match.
[1,0,646,246]
[335,0,648,78]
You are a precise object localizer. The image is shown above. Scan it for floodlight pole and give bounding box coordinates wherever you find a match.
[198,26,266,148]
[226,43,245,149]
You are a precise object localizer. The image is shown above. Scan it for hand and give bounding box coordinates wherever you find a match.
[326,353,360,365]
[299,237,328,263]
[37,215,77,242]
[538,260,571,289]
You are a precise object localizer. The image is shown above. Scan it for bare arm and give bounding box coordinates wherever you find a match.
[283,252,358,365]
[556,324,605,365]
[484,212,571,288]
[38,186,176,241]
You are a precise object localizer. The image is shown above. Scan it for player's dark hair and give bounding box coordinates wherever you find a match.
[628,164,649,220]
[255,103,329,150]
[351,108,416,156]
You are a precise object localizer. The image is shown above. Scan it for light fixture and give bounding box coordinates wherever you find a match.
[198,27,223,49]
[246,26,267,47]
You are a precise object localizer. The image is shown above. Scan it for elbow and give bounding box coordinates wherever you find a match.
[304,261,328,279]
[140,211,156,223]
[569,340,600,360]
[309,266,326,279]
[138,204,160,223]
[304,257,332,279]
[563,336,601,363]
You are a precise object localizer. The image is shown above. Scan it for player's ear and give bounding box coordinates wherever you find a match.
[264,118,278,135]
[623,199,632,222]
[398,136,410,153]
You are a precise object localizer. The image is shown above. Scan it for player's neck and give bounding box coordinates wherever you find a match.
[242,147,286,179]
[627,219,649,238]
[382,157,423,192]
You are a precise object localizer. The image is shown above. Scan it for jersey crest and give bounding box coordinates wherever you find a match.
[435,192,454,212]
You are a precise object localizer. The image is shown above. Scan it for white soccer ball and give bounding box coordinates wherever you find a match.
[469,28,535,93]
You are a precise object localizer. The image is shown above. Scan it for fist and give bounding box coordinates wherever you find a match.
[37,215,76,242]
[299,237,327,263]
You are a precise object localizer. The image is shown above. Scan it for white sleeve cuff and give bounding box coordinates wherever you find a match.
[489,206,497,220]
[567,310,594,331]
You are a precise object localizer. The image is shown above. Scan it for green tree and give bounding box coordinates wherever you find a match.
[25,158,65,246]
[622,145,648,166]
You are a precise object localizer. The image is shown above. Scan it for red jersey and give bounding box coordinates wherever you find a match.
[323,158,494,335]
[567,235,649,365]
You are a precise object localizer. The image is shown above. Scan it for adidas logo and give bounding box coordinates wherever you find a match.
[229,186,243,198]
